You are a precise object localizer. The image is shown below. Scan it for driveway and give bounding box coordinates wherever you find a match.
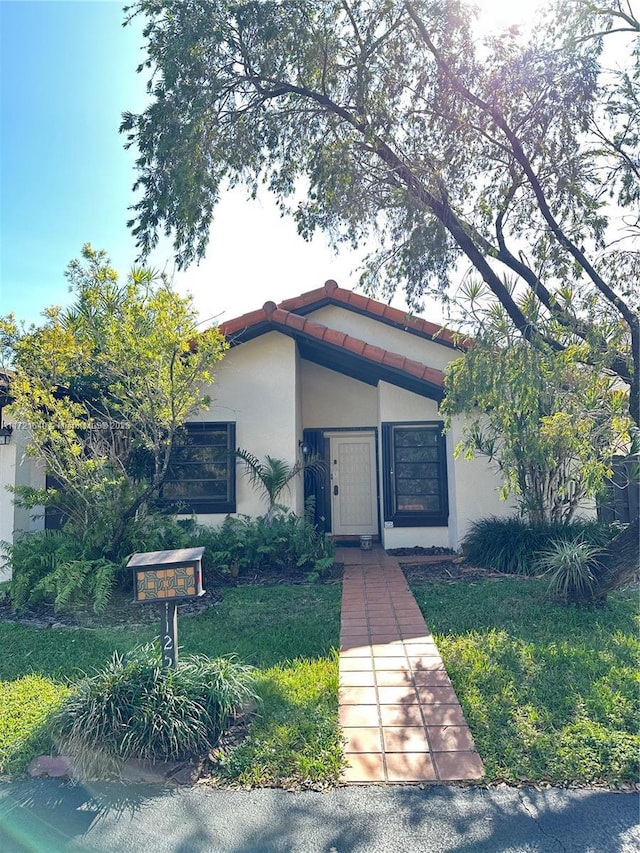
[0,780,638,852]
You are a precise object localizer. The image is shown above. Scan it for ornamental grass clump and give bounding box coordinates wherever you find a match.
[535,539,603,604]
[48,644,256,778]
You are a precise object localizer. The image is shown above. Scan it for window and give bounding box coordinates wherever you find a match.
[161,422,236,514]
[382,422,448,526]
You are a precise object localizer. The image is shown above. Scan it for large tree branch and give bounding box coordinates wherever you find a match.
[404,1,639,334]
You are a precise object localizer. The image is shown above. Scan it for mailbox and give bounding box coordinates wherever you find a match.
[128,547,205,603]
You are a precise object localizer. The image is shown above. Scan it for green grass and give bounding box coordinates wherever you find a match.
[0,584,342,784]
[411,578,640,785]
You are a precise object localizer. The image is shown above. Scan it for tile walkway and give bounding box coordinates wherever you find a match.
[337,546,485,784]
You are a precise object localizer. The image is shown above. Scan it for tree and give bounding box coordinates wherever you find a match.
[441,284,633,524]
[1,245,227,557]
[121,0,639,428]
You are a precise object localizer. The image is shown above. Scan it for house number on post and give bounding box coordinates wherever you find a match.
[127,547,206,669]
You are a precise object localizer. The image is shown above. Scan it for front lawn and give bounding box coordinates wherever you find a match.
[0,585,342,785]
[411,578,639,785]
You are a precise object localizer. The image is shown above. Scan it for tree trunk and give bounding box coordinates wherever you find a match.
[575,519,640,604]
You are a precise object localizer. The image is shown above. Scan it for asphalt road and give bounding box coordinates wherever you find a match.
[0,780,638,853]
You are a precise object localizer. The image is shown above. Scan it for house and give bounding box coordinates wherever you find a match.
[163,280,515,550]
[0,280,516,568]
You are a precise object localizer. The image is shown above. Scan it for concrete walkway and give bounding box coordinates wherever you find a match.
[337,546,484,784]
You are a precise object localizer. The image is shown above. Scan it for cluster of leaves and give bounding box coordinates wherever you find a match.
[5,512,205,613]
[48,643,257,778]
[461,515,616,575]
[121,0,639,424]
[201,507,335,580]
[0,245,227,559]
[442,282,633,524]
[8,530,120,614]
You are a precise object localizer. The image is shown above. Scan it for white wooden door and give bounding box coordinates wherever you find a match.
[329,433,378,536]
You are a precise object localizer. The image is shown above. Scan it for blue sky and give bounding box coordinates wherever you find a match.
[1,1,150,323]
[0,0,374,328]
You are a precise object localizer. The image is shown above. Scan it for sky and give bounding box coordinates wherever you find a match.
[0,0,543,329]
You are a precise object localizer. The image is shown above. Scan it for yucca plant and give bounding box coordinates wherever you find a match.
[48,643,257,778]
[535,539,603,604]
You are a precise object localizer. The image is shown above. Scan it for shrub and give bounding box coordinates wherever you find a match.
[8,530,119,614]
[202,508,335,579]
[535,539,603,603]
[461,516,615,575]
[48,643,256,778]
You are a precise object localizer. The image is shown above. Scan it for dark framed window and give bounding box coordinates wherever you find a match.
[382,422,448,527]
[161,422,236,514]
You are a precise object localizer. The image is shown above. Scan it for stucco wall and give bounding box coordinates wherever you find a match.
[307,305,461,372]
[447,414,517,545]
[301,361,378,428]
[189,331,302,523]
[0,415,46,580]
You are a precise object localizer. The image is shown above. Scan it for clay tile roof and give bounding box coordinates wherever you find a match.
[276,281,465,348]
[218,283,449,392]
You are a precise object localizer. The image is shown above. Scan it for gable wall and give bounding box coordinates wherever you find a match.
[301,361,378,428]
[190,332,302,520]
[306,305,460,372]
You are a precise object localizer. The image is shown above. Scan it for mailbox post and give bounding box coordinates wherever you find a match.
[127,547,205,669]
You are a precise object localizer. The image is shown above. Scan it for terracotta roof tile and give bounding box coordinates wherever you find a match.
[279,281,465,348]
[220,307,268,336]
[219,285,447,391]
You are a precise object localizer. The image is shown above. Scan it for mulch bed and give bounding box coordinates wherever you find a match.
[398,559,518,584]
[0,558,519,629]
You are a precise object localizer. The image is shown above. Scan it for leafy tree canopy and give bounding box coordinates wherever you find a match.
[121,0,639,423]
[0,245,227,556]
[441,282,633,524]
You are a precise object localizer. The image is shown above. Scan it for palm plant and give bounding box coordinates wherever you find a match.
[235,449,324,523]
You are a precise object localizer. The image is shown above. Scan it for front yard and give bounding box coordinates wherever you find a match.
[0,575,638,787]
[411,577,639,786]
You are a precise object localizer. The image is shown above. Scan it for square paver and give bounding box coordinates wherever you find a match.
[339,670,376,687]
[341,646,373,658]
[412,670,452,686]
[376,684,419,704]
[340,635,371,649]
[382,727,431,752]
[370,644,406,657]
[341,753,386,783]
[408,655,445,671]
[339,704,380,727]
[339,686,378,704]
[420,705,466,726]
[343,727,383,753]
[402,635,434,645]
[379,704,424,726]
[403,642,440,656]
[385,752,437,783]
[339,657,373,672]
[375,670,414,686]
[416,686,459,705]
[433,750,485,781]
[427,725,477,752]
[373,657,411,671]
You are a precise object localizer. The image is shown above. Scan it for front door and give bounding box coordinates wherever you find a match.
[328,433,378,536]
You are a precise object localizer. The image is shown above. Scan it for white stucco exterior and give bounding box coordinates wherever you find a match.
[186,299,516,550]
[1,286,519,561]
[0,414,45,580]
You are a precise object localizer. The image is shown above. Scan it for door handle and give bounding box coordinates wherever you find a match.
[333,485,339,496]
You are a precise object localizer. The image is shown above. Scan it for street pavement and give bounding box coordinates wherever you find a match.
[0,780,638,852]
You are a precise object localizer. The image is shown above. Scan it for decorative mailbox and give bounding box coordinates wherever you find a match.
[128,547,205,603]
[127,547,206,669]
